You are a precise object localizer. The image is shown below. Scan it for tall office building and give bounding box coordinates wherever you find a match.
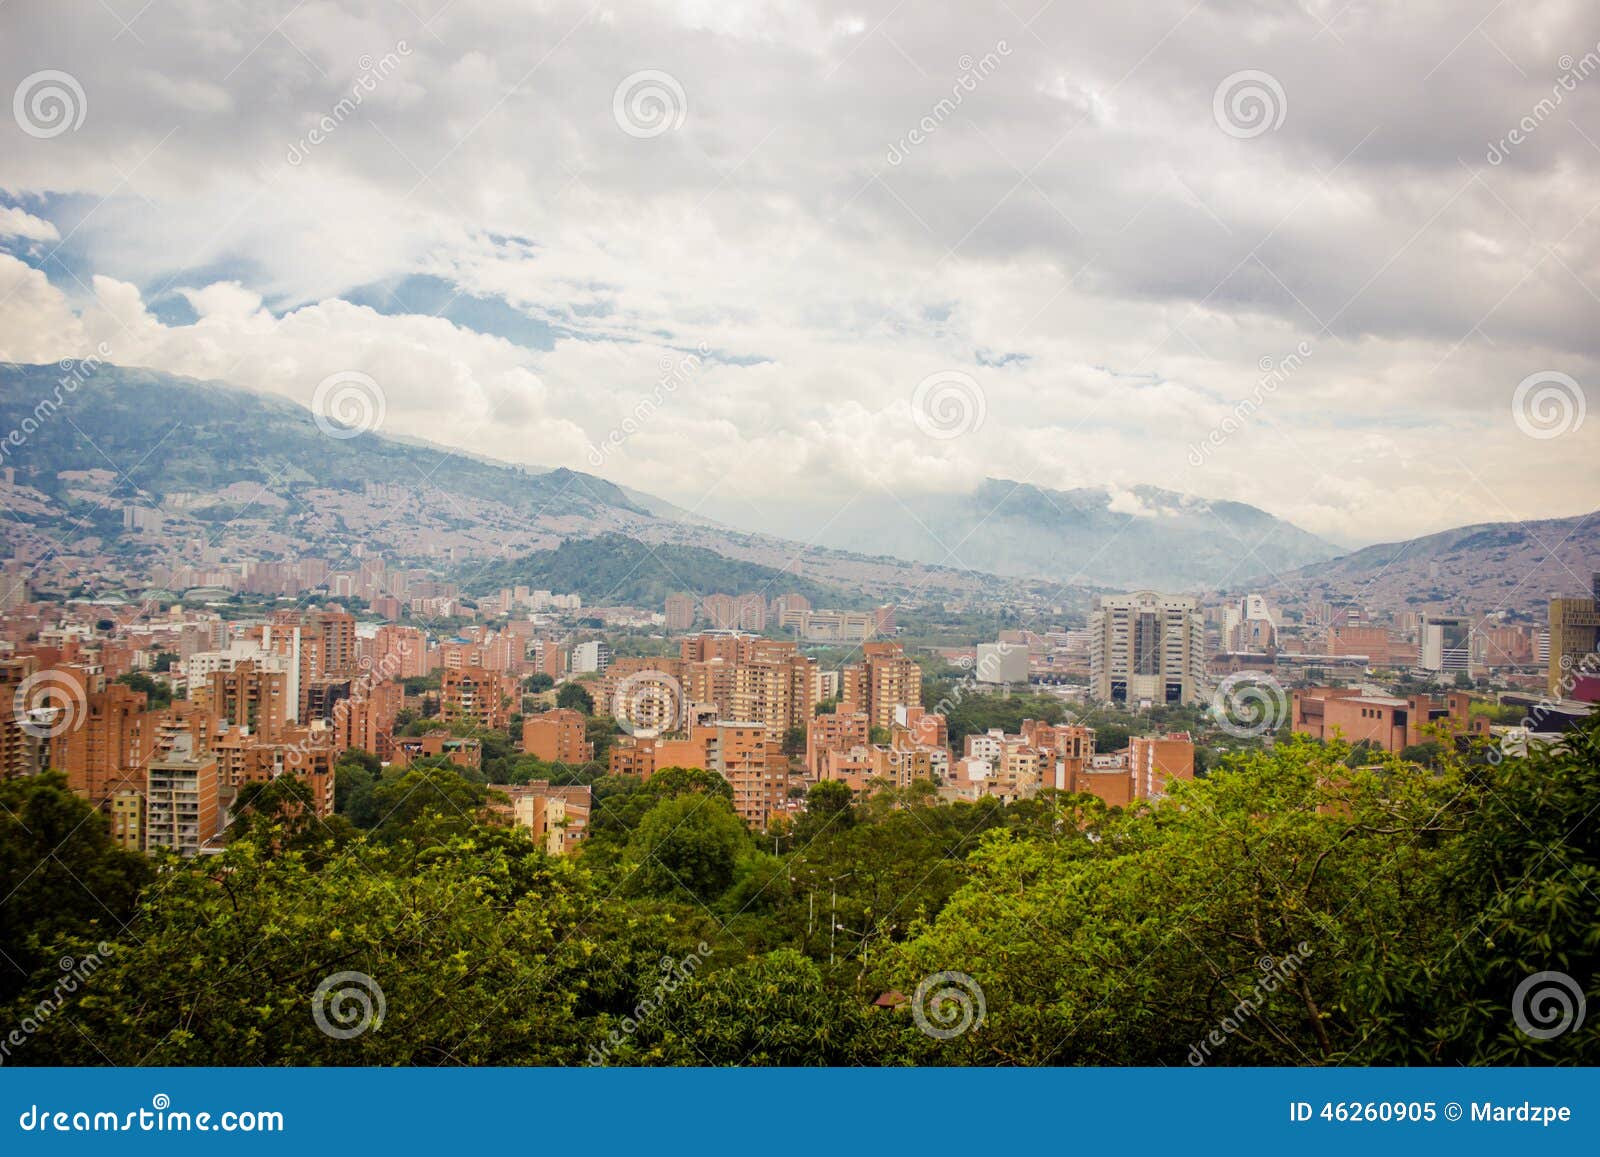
[1089,591,1206,706]
[1418,614,1471,674]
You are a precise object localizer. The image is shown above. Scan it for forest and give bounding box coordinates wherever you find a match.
[2,717,1596,1066]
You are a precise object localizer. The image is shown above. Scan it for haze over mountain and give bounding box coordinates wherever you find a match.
[0,362,1017,605]
[749,478,1341,590]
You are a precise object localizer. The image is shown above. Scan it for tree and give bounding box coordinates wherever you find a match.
[557,682,595,714]
[0,773,151,1003]
[794,779,855,844]
[616,949,902,1065]
[10,838,655,1065]
[781,726,806,756]
[367,766,491,843]
[888,736,1470,1065]
[523,672,554,692]
[113,670,171,708]
[624,793,751,904]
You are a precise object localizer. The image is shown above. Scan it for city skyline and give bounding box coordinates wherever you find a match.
[2,1,1597,550]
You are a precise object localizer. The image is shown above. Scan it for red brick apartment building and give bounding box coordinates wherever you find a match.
[522,707,594,764]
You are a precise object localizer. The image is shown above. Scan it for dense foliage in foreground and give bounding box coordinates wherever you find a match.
[3,719,1597,1066]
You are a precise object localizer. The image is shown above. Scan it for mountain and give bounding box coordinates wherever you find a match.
[0,362,1023,606]
[1251,511,1600,616]
[776,478,1339,589]
[466,534,860,608]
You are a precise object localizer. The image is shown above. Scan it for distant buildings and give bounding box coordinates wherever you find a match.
[522,707,594,765]
[570,640,612,674]
[144,732,219,857]
[1089,591,1206,706]
[974,641,1028,685]
[664,593,696,632]
[1290,687,1488,753]
[840,642,923,730]
[1548,573,1600,700]
[439,665,518,731]
[1418,614,1471,675]
[491,780,591,855]
[608,722,795,828]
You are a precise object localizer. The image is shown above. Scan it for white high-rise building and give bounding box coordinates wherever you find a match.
[570,640,612,674]
[1090,591,1206,706]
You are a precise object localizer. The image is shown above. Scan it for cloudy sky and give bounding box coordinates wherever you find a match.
[1,0,1597,549]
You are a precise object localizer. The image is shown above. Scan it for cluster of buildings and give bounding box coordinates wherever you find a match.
[663,592,897,642]
[0,595,599,857]
[0,605,395,855]
[596,636,925,826]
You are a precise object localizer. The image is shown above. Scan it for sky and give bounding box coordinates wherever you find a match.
[1,0,1597,550]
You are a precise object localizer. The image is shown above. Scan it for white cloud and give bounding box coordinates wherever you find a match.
[0,0,1595,550]
[0,207,59,242]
